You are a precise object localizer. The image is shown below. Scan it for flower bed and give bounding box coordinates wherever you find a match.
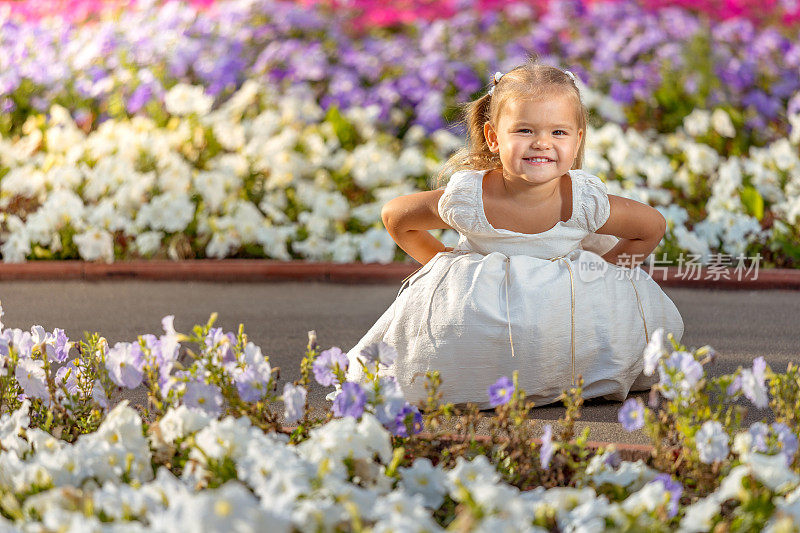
[0,0,797,142]
[1,0,799,268]
[1,79,798,267]
[1,302,799,530]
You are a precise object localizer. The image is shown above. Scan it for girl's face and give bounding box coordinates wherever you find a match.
[484,94,583,186]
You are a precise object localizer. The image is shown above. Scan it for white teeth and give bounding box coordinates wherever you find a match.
[526,157,551,162]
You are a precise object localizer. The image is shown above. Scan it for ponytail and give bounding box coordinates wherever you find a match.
[432,92,501,189]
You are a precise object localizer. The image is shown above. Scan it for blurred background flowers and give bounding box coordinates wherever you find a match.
[0,0,797,266]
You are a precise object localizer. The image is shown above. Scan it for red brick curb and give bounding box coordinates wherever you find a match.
[0,260,797,289]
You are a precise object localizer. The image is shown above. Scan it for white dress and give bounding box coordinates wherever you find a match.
[345,168,685,408]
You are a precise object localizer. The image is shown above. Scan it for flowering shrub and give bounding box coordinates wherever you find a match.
[1,300,800,530]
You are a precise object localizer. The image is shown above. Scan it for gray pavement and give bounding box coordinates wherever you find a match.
[1,281,799,445]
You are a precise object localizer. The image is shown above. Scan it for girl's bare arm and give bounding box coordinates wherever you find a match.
[381,190,454,265]
[596,195,667,268]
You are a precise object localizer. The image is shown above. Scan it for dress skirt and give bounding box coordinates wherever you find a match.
[345,248,684,409]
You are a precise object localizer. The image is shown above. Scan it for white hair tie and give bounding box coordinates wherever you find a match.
[487,71,504,96]
[564,70,576,83]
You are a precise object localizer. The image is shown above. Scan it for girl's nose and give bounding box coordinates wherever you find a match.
[531,135,549,148]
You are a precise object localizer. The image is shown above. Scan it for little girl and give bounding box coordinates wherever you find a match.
[345,60,684,408]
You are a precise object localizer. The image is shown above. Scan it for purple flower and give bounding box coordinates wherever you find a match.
[55,365,80,396]
[748,421,770,452]
[105,342,144,389]
[52,328,71,362]
[540,424,554,469]
[92,379,109,410]
[283,382,307,424]
[313,347,349,387]
[233,342,272,402]
[182,381,223,418]
[603,450,622,469]
[651,473,683,518]
[658,351,703,400]
[727,374,742,396]
[234,367,268,403]
[772,422,799,464]
[332,382,366,419]
[618,397,645,432]
[393,403,423,437]
[127,84,152,114]
[488,376,513,407]
[205,328,236,365]
[359,341,398,367]
[373,376,407,427]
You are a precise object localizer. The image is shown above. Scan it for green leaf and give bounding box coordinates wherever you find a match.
[325,105,358,151]
[740,186,764,221]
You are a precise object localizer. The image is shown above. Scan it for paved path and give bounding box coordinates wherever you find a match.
[2,281,798,444]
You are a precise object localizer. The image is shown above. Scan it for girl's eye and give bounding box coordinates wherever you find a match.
[518,129,532,134]
[554,130,567,136]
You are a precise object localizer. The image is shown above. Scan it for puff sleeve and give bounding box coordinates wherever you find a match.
[576,171,612,233]
[437,170,481,235]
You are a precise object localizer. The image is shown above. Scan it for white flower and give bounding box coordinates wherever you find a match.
[192,416,257,464]
[695,421,729,464]
[585,451,657,490]
[789,112,800,145]
[678,496,720,532]
[312,190,350,221]
[447,455,501,496]
[73,228,115,263]
[155,405,212,445]
[746,452,800,492]
[351,202,383,225]
[683,109,711,137]
[150,481,291,532]
[164,84,213,117]
[711,109,736,138]
[399,458,448,509]
[740,356,769,409]
[350,142,396,189]
[642,327,665,376]
[713,465,748,504]
[330,233,358,263]
[291,234,330,261]
[358,227,396,263]
[621,480,667,515]
[673,226,711,261]
[684,143,720,175]
[431,129,464,154]
[15,358,49,401]
[774,484,800,523]
[1,225,31,263]
[135,192,195,233]
[769,138,799,172]
[134,231,163,257]
[0,400,32,456]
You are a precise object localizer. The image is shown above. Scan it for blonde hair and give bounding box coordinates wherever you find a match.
[433,57,588,189]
